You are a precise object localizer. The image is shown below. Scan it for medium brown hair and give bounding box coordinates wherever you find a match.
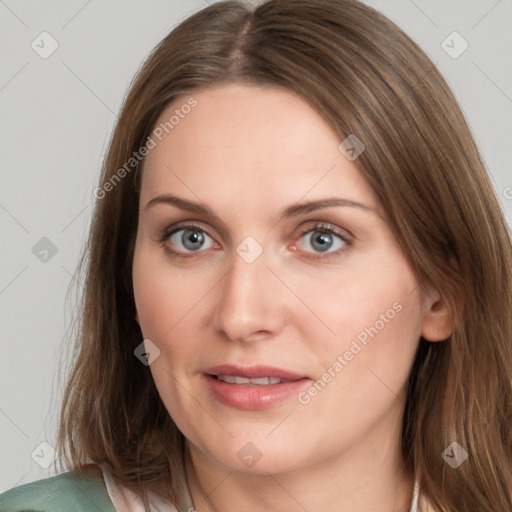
[56,1,512,510]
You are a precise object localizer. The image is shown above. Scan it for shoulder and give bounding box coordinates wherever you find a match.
[0,465,116,512]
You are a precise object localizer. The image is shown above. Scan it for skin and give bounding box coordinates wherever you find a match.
[132,83,451,512]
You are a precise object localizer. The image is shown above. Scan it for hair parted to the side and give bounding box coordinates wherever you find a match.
[56,1,512,510]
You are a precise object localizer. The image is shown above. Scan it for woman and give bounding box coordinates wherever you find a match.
[2,0,511,511]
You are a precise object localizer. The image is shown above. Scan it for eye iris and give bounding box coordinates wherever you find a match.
[182,229,204,250]
[311,231,333,252]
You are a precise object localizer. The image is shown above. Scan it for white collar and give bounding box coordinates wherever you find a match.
[410,480,420,512]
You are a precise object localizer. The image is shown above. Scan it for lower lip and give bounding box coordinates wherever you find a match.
[204,374,310,410]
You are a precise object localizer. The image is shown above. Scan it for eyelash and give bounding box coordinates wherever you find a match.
[158,221,352,260]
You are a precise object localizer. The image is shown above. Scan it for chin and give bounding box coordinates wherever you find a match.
[191,432,316,476]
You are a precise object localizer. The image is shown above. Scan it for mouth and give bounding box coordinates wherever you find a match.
[203,364,311,410]
[213,375,293,385]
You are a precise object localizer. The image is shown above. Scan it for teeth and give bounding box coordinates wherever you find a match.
[216,375,292,385]
[220,375,239,384]
[251,377,275,385]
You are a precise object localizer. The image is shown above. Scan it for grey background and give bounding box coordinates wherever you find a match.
[1,0,511,492]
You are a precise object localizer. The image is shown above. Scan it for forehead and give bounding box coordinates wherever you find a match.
[140,83,379,215]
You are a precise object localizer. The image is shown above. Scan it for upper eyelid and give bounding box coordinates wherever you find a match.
[296,221,353,241]
[162,220,349,236]
[163,221,216,238]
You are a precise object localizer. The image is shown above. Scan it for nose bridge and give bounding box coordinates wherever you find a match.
[214,248,282,342]
[227,257,260,309]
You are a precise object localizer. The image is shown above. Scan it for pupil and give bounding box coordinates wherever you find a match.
[183,229,204,250]
[312,232,332,252]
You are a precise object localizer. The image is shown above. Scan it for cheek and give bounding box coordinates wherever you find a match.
[291,287,422,469]
[132,245,206,422]
[290,264,422,449]
[133,244,212,342]
[297,253,422,379]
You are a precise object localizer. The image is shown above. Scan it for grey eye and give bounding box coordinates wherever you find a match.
[299,230,345,253]
[170,229,214,252]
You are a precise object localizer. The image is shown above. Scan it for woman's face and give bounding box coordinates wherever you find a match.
[132,83,442,475]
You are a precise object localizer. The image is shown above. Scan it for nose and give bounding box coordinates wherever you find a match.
[213,250,286,343]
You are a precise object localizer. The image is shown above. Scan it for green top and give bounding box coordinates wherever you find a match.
[0,467,116,512]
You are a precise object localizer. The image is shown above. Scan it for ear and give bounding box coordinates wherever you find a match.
[420,282,454,342]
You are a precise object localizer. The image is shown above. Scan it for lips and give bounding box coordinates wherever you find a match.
[203,364,311,410]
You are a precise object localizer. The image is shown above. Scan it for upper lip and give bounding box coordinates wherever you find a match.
[204,364,309,381]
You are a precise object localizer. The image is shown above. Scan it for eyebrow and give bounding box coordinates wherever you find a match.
[144,194,379,219]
